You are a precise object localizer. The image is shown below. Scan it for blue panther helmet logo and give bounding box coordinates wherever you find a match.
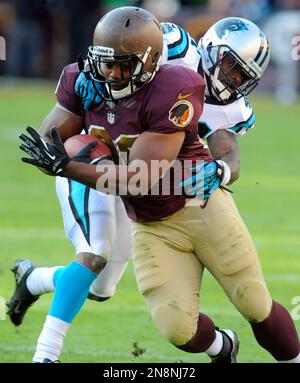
[215,18,248,38]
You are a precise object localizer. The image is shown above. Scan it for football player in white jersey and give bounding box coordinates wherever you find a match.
[160,20,261,188]
[8,17,274,363]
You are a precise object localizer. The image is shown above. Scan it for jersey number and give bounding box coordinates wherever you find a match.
[88,125,138,164]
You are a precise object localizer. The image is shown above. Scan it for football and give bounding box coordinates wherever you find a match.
[64,134,112,160]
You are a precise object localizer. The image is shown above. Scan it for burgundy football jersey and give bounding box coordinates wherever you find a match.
[56,63,214,222]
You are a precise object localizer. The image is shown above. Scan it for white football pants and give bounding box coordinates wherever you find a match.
[56,176,132,298]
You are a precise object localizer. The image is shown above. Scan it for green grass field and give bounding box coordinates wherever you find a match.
[0,82,299,363]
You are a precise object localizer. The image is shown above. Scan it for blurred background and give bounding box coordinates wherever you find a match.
[0,0,300,103]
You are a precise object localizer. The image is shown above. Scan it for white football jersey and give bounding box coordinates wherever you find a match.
[161,22,255,139]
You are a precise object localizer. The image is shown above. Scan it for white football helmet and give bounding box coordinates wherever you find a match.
[199,17,270,103]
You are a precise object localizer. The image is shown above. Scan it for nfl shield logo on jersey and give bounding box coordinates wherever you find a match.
[107,112,115,124]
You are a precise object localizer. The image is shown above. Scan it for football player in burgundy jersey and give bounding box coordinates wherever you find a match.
[8,18,262,327]
[14,7,300,363]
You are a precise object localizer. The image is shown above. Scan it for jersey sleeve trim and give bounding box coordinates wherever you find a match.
[167,26,190,60]
[228,111,256,134]
[198,121,212,139]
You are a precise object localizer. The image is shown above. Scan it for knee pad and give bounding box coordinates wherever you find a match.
[232,280,272,323]
[153,305,196,346]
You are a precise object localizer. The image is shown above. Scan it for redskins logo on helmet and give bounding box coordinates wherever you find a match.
[87,7,163,101]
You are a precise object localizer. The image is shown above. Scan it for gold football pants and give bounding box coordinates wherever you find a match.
[132,189,272,346]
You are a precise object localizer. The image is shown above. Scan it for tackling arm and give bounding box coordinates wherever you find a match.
[207,129,240,185]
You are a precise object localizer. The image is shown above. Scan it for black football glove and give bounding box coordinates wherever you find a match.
[19,126,71,176]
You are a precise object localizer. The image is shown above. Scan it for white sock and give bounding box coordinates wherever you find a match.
[26,266,63,296]
[278,352,300,363]
[205,330,223,356]
[32,315,69,362]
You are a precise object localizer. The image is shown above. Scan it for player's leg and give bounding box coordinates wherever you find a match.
[6,176,104,325]
[89,196,132,300]
[195,189,300,362]
[7,176,81,325]
[42,195,132,303]
[132,210,238,363]
[7,187,131,325]
[32,177,117,362]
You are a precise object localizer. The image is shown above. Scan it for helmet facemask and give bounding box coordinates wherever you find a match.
[87,44,159,101]
[205,44,260,102]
